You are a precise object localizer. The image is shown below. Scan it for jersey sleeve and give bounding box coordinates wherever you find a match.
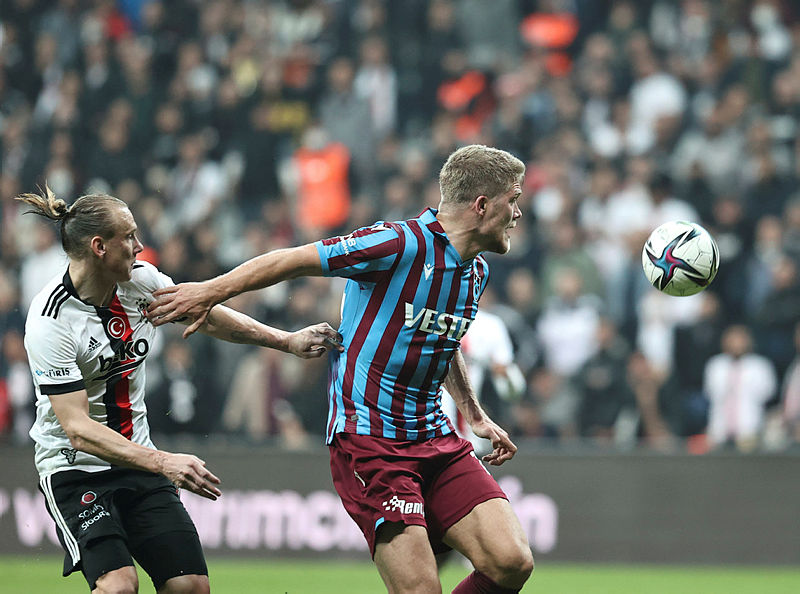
[314,223,401,282]
[24,316,85,396]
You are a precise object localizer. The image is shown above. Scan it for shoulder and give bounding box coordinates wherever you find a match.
[124,260,173,294]
[747,355,776,377]
[25,299,77,351]
[351,221,401,242]
[27,272,71,322]
[319,221,401,252]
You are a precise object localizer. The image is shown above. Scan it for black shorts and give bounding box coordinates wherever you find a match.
[39,467,207,590]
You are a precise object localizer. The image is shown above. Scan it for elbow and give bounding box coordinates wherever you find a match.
[62,423,90,452]
[66,432,87,452]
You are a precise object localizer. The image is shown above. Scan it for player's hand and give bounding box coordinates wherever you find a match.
[158,452,222,501]
[148,282,218,338]
[286,323,345,358]
[471,419,517,466]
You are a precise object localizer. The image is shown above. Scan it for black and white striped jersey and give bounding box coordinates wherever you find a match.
[25,260,173,478]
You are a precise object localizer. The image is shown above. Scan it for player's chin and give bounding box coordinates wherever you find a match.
[494,236,512,254]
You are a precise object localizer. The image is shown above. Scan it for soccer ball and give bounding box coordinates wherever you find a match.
[641,220,720,296]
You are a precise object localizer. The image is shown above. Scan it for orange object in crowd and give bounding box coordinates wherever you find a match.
[294,143,351,231]
[520,13,579,49]
[136,246,160,267]
[438,71,487,111]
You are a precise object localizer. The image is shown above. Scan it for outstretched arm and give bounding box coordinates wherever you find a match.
[199,304,343,358]
[49,390,222,500]
[444,349,518,465]
[148,244,323,337]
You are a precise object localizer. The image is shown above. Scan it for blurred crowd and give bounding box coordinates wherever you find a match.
[2,0,800,454]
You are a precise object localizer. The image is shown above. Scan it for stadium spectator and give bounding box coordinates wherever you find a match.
[536,266,603,379]
[147,144,534,593]
[704,324,777,452]
[16,187,342,592]
[574,318,634,444]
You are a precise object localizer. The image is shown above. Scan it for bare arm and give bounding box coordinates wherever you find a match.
[444,349,517,465]
[198,304,343,358]
[49,390,221,500]
[148,244,322,337]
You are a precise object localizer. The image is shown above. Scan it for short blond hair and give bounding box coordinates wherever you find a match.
[439,145,525,205]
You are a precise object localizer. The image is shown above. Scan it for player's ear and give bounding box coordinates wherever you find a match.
[90,236,106,257]
[474,195,489,216]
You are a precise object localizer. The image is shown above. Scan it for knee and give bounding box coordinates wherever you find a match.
[160,574,210,594]
[477,544,534,587]
[499,546,534,584]
[93,570,138,594]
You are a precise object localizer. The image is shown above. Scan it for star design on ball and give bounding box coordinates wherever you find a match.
[645,228,709,290]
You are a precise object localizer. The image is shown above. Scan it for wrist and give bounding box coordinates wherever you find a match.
[149,449,167,475]
[209,276,233,304]
[273,329,292,352]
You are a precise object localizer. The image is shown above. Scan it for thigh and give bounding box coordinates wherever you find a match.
[81,536,136,591]
[39,471,131,582]
[329,434,428,557]
[442,498,529,568]
[374,523,441,594]
[119,478,198,550]
[131,531,208,591]
[123,487,208,590]
[424,443,507,550]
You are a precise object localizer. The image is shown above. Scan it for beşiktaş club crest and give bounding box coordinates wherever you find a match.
[80,491,97,505]
[136,298,149,323]
[60,448,77,464]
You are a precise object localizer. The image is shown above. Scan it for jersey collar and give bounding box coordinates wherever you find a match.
[62,269,118,309]
[419,208,447,236]
[417,207,478,267]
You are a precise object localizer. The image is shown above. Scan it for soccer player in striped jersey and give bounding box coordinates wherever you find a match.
[18,187,343,594]
[149,145,534,593]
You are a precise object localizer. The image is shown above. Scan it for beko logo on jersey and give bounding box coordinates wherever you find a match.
[404,303,471,340]
[98,338,150,371]
[35,367,70,378]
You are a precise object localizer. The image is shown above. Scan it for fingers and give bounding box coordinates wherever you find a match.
[323,336,344,352]
[302,345,326,359]
[182,462,222,500]
[146,293,175,316]
[150,286,178,298]
[183,314,206,339]
[313,323,344,351]
[482,447,515,466]
[479,428,517,466]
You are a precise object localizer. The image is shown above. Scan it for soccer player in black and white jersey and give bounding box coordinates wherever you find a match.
[18,187,343,594]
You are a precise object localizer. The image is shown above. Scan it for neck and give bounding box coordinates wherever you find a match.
[69,260,117,307]
[436,207,481,262]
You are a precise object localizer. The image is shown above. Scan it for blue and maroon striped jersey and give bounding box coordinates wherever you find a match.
[315,208,490,443]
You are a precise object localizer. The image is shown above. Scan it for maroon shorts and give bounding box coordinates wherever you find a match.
[329,432,507,556]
